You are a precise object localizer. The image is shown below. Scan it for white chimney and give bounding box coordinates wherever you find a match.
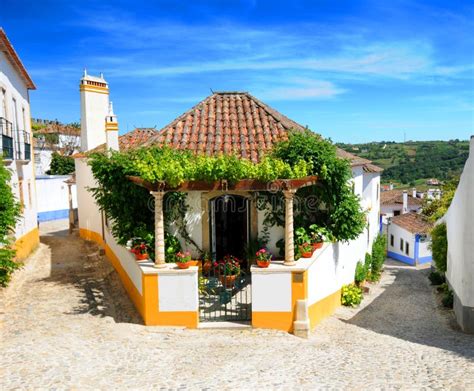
[402,191,408,214]
[80,72,109,151]
[105,101,119,152]
[412,188,417,198]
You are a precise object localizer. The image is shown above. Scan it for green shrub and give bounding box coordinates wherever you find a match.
[430,223,447,273]
[369,234,386,281]
[364,252,372,278]
[428,270,445,286]
[341,284,363,307]
[0,161,21,286]
[354,261,367,286]
[439,283,453,308]
[47,152,75,175]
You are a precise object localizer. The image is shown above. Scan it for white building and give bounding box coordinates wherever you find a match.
[380,189,423,234]
[36,175,77,222]
[444,136,474,333]
[0,29,39,259]
[387,212,432,266]
[74,75,382,333]
[32,119,80,175]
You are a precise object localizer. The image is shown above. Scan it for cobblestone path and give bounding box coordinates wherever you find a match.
[1,221,473,389]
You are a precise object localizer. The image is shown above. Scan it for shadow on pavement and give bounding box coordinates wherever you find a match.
[344,263,474,359]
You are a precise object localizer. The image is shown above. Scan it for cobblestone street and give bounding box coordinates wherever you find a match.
[1,220,473,389]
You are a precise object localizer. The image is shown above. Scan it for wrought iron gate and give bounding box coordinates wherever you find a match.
[199,264,251,322]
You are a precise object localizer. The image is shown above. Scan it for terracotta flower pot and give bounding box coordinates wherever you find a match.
[219,274,237,288]
[257,260,271,268]
[135,252,148,261]
[177,261,190,269]
[299,245,313,258]
[312,241,323,251]
[203,260,212,274]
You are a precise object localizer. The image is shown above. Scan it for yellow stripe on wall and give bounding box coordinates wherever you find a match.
[308,289,341,329]
[13,227,39,260]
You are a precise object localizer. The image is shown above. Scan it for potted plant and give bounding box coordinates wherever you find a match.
[176,251,192,269]
[295,227,313,258]
[309,224,329,251]
[217,255,241,288]
[133,243,149,261]
[201,251,212,274]
[256,248,272,268]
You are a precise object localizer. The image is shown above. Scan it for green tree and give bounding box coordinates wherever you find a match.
[47,152,75,175]
[0,161,21,286]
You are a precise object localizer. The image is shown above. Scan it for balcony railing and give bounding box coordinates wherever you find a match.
[0,117,32,161]
[0,117,14,160]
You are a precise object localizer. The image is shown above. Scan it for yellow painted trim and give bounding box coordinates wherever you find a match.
[252,311,293,331]
[105,123,119,131]
[13,227,39,260]
[308,289,341,329]
[79,228,105,247]
[142,273,158,324]
[152,311,199,328]
[105,242,145,318]
[79,84,109,94]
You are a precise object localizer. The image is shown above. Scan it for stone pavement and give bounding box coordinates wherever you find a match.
[1,220,473,389]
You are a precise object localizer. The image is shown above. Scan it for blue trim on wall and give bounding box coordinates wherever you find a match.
[418,255,433,264]
[38,209,69,222]
[379,215,383,234]
[414,234,420,265]
[387,250,416,265]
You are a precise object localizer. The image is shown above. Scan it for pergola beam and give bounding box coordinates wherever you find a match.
[127,175,318,193]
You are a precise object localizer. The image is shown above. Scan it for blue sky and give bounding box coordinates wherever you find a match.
[1,0,473,142]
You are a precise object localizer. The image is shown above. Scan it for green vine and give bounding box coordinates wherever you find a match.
[0,161,21,286]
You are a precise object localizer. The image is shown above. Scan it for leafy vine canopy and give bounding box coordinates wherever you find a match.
[88,129,367,258]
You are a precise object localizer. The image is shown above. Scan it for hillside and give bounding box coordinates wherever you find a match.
[336,140,469,186]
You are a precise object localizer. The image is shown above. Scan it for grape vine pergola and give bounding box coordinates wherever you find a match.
[128,175,318,268]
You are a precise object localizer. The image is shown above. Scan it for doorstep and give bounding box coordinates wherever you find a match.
[198,321,252,330]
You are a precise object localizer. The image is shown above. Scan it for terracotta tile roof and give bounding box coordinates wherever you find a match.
[144,92,381,169]
[391,212,432,234]
[0,28,35,90]
[73,128,157,158]
[381,190,423,207]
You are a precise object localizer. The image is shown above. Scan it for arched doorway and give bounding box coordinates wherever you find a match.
[210,194,250,263]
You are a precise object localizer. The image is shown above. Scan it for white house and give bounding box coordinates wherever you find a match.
[380,189,423,235]
[444,135,474,333]
[387,212,432,266]
[0,29,39,259]
[74,73,382,334]
[32,119,80,175]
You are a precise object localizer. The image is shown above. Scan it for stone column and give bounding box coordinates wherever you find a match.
[283,190,296,266]
[151,191,167,268]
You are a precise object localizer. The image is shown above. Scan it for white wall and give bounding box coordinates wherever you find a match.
[418,239,431,258]
[0,51,38,240]
[445,136,474,309]
[257,205,284,256]
[75,158,102,235]
[36,175,77,221]
[387,223,415,259]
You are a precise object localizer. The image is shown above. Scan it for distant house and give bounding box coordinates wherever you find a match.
[426,178,440,186]
[380,189,423,229]
[32,119,81,175]
[387,212,432,266]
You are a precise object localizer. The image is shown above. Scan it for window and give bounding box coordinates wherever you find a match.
[390,234,394,247]
[406,242,410,255]
[0,88,6,119]
[400,238,404,252]
[394,210,401,216]
[12,98,18,130]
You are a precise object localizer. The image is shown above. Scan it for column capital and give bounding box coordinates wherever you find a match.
[283,189,297,198]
